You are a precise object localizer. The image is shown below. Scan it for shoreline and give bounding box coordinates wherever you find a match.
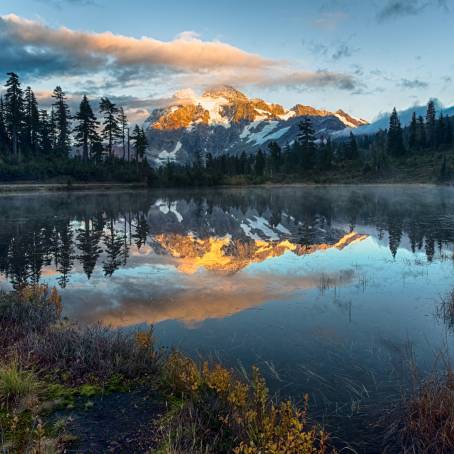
[0,180,448,194]
[0,182,147,193]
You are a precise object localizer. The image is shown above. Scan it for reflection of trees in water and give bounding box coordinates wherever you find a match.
[0,187,454,288]
[77,217,103,280]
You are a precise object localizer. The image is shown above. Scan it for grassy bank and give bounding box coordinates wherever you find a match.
[0,286,330,453]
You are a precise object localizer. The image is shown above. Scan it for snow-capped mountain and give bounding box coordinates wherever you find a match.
[144,85,368,164]
[335,98,454,138]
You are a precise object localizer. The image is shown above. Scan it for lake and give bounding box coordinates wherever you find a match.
[1,185,453,450]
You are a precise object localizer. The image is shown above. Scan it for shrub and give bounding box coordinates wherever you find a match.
[23,324,160,384]
[0,362,39,410]
[160,361,330,453]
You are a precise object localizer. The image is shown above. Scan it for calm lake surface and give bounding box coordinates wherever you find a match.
[1,185,454,449]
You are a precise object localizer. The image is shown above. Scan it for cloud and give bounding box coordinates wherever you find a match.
[0,14,358,93]
[377,0,449,21]
[331,43,359,60]
[257,70,357,91]
[0,14,272,74]
[313,11,348,30]
[304,40,359,61]
[35,0,100,8]
[399,78,429,89]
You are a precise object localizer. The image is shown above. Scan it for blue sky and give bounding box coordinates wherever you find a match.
[1,0,453,121]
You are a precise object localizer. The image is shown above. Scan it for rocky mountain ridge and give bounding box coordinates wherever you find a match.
[143,85,368,165]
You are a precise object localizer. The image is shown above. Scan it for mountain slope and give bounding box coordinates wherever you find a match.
[143,85,368,164]
[336,99,454,137]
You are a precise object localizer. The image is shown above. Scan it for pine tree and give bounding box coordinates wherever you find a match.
[387,108,404,156]
[254,149,265,176]
[297,118,316,169]
[417,115,426,149]
[437,112,446,149]
[319,137,333,170]
[73,95,99,161]
[91,141,104,163]
[4,72,24,159]
[52,86,71,156]
[37,110,53,154]
[426,100,437,149]
[268,141,281,175]
[346,132,359,160]
[118,107,128,160]
[131,125,148,162]
[445,117,453,148]
[408,112,418,150]
[23,87,40,156]
[99,97,121,158]
[0,97,9,155]
[239,151,248,174]
[49,107,57,151]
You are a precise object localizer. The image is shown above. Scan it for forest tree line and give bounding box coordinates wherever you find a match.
[153,100,454,186]
[1,72,453,185]
[0,72,150,182]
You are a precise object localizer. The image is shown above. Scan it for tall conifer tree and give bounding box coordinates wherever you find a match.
[387,108,404,156]
[99,97,121,158]
[74,95,99,161]
[52,86,71,156]
[4,72,24,159]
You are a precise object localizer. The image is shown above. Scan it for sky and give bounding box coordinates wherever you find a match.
[0,0,453,123]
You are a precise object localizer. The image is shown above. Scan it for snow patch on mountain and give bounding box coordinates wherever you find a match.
[157,141,182,162]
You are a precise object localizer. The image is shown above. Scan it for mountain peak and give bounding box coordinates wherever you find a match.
[202,85,248,101]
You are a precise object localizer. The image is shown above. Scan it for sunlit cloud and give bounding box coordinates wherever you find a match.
[0,14,358,93]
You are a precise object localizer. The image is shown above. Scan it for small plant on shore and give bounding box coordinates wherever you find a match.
[395,366,454,453]
[0,362,40,410]
[160,356,331,453]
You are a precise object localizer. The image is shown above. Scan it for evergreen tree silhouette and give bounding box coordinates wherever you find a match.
[387,108,405,156]
[52,86,71,156]
[74,95,100,161]
[409,112,418,150]
[4,72,24,159]
[100,97,121,158]
[426,100,437,149]
[77,217,103,279]
[297,118,316,169]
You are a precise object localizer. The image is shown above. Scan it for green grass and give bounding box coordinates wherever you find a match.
[0,362,40,409]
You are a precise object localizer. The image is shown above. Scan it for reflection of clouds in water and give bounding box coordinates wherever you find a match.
[62,268,356,327]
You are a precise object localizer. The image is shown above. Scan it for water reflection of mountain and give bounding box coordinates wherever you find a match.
[0,186,453,288]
